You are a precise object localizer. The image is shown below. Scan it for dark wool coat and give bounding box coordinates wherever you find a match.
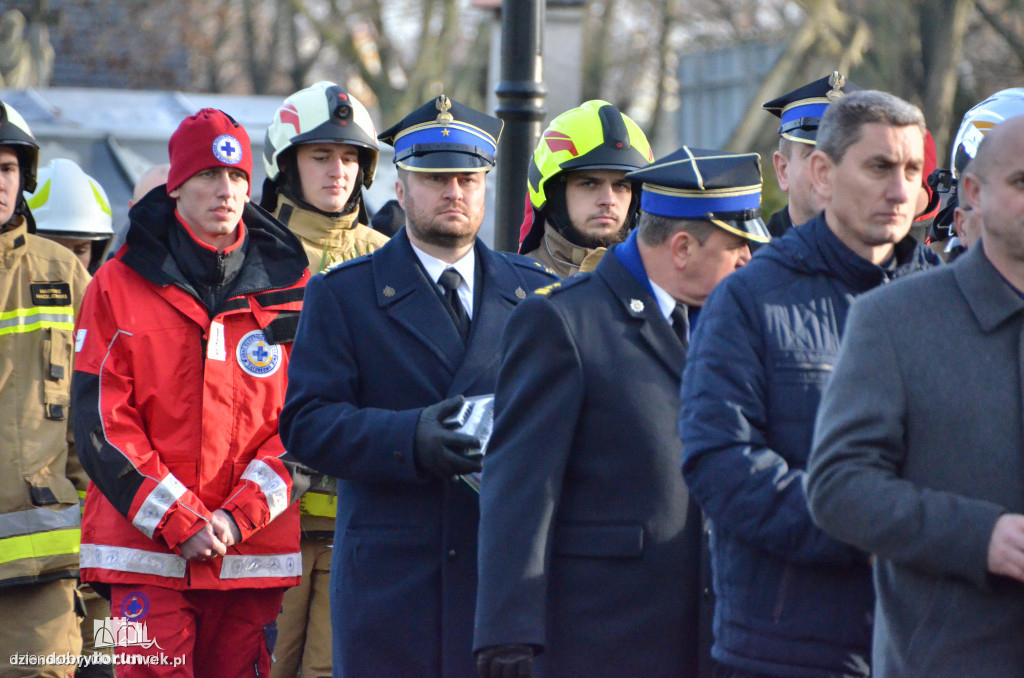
[475,248,703,677]
[280,227,555,678]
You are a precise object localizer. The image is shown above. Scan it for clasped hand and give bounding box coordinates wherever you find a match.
[179,509,241,561]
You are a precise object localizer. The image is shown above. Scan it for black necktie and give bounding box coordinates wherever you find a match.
[670,305,688,347]
[438,268,470,341]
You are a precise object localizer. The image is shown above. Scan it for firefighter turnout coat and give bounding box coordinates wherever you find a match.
[0,216,90,587]
[271,194,389,534]
[72,192,309,591]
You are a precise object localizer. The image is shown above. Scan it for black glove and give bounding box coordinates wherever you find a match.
[476,644,534,678]
[413,396,483,478]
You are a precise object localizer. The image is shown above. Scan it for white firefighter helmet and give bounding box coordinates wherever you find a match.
[263,81,379,187]
[950,87,1024,179]
[26,158,114,240]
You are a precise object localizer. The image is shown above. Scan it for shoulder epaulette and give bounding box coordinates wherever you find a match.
[534,281,562,296]
[533,273,587,297]
[322,252,373,276]
[508,254,556,277]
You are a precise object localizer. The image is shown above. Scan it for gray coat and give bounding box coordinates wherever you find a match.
[807,242,1024,677]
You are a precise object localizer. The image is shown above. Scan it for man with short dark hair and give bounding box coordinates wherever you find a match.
[475,147,768,678]
[280,95,556,677]
[808,110,1024,678]
[518,100,653,277]
[679,90,941,678]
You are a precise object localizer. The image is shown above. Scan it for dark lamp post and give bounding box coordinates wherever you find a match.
[493,0,547,253]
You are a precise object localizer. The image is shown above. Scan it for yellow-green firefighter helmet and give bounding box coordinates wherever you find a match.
[527,100,653,211]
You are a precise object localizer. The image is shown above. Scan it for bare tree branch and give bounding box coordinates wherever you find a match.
[645,0,674,145]
[581,0,617,101]
[976,0,1024,66]
[919,0,974,152]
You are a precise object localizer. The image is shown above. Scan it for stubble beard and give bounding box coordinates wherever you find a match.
[568,219,631,249]
[406,213,481,250]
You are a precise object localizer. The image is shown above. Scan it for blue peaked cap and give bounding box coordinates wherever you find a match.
[627,146,770,244]
[378,95,503,172]
[762,71,858,144]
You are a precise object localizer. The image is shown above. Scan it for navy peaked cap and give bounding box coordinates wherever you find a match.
[378,95,503,172]
[627,146,770,243]
[762,71,860,144]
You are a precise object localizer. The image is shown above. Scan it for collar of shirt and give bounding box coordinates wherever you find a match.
[409,240,476,319]
[648,278,677,323]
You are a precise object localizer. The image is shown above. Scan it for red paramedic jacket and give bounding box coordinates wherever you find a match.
[72,191,310,591]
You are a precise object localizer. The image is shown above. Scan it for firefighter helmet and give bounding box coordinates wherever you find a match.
[527,100,653,211]
[519,101,653,253]
[0,100,40,193]
[264,81,379,188]
[27,158,114,240]
[950,87,1024,179]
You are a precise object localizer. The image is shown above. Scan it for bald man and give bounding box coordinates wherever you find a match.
[808,114,1024,677]
[132,163,171,204]
[104,163,170,260]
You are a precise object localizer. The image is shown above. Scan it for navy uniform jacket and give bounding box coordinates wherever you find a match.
[474,246,703,677]
[280,227,555,678]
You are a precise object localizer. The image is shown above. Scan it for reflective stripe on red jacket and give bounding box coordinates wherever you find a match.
[72,193,309,590]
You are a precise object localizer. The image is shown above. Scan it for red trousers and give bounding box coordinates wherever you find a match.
[108,585,285,678]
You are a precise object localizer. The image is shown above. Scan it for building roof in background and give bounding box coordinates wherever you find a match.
[0,87,398,230]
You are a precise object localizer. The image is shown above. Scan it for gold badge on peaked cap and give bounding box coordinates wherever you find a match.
[826,71,847,102]
[436,95,454,125]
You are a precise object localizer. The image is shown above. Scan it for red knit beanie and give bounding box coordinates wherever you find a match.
[166,108,252,195]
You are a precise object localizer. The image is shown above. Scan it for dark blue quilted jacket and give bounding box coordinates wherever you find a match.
[679,214,940,677]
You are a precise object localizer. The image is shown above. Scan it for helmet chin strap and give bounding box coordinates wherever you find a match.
[544,177,641,248]
[11,187,34,233]
[279,166,364,219]
[543,177,576,242]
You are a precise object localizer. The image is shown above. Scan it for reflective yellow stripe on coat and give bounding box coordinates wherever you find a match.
[0,505,82,566]
[0,306,75,336]
[300,491,337,518]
